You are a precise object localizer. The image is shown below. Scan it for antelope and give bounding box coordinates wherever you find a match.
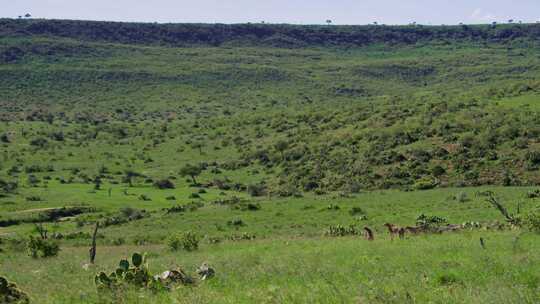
[384,223,405,240]
[405,226,424,234]
[363,226,374,241]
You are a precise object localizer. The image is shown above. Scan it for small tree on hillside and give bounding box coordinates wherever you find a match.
[274,140,289,160]
[179,164,202,185]
[123,170,140,187]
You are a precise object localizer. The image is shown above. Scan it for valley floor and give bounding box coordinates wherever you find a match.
[1,186,539,303]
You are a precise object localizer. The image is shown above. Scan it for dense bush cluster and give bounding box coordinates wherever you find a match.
[26,236,60,258]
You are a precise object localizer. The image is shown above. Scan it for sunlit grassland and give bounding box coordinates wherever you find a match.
[1,230,539,303]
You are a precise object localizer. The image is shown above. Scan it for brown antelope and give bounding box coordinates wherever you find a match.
[405,226,424,234]
[384,223,405,240]
[363,226,374,241]
[437,224,462,233]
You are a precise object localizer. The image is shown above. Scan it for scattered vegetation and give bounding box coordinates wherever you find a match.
[26,236,60,258]
[167,231,200,252]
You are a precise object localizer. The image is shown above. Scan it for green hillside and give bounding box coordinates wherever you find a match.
[1,20,540,193]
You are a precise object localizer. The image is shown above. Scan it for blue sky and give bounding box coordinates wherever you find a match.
[3,0,539,25]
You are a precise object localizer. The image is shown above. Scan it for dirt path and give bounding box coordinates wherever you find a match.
[12,207,63,214]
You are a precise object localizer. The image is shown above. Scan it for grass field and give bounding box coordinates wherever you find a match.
[2,184,540,303]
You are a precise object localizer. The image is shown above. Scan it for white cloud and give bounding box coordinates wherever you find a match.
[470,8,496,22]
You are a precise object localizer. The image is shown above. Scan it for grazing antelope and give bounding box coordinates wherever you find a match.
[398,227,405,240]
[405,226,424,234]
[363,226,374,241]
[384,223,403,240]
[437,224,462,233]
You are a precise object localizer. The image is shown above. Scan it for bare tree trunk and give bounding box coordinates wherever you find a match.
[35,223,47,239]
[89,222,99,264]
[485,192,520,226]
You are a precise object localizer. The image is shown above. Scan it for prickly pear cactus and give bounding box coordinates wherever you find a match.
[95,252,152,292]
[95,252,205,294]
[0,276,29,304]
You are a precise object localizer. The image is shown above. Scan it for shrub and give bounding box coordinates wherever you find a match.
[0,133,10,143]
[164,205,186,214]
[416,214,448,230]
[29,137,48,148]
[138,194,151,201]
[227,233,256,241]
[168,231,200,251]
[0,179,18,194]
[525,151,540,170]
[232,203,261,211]
[153,179,175,189]
[324,224,361,237]
[525,210,540,232]
[436,272,462,286]
[431,165,446,177]
[349,207,365,216]
[25,196,42,202]
[324,204,340,211]
[413,176,439,190]
[247,183,267,197]
[120,207,145,219]
[26,236,60,258]
[526,189,540,199]
[454,192,470,202]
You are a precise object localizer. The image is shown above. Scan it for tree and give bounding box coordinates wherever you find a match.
[0,133,10,143]
[94,176,102,190]
[274,140,289,160]
[24,13,31,18]
[123,170,140,187]
[179,164,202,185]
[192,142,203,154]
[0,178,18,194]
[326,20,332,25]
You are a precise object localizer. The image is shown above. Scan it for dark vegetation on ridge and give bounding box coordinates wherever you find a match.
[1,18,539,47]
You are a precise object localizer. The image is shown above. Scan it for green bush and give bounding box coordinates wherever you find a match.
[26,236,60,258]
[413,176,439,190]
[525,210,540,232]
[349,207,366,216]
[324,224,361,237]
[416,214,448,230]
[153,179,175,189]
[436,272,462,286]
[168,231,200,252]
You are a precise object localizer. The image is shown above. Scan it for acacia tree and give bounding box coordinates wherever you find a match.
[123,170,140,187]
[179,164,202,185]
[274,140,289,161]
